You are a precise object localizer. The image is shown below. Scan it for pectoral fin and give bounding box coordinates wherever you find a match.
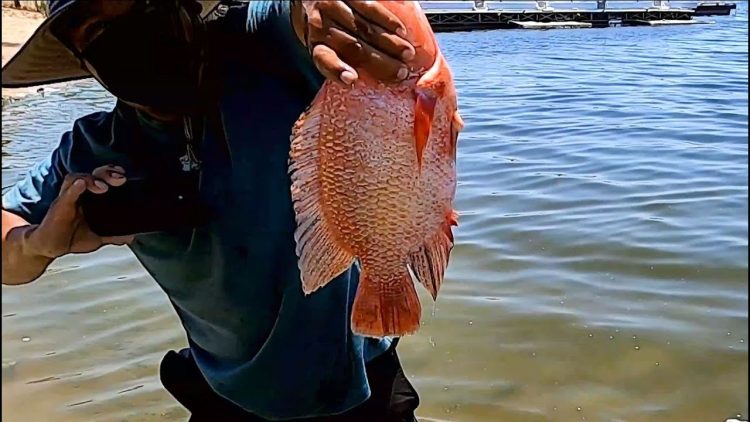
[414,88,438,169]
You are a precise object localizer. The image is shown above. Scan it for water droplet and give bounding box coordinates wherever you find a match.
[21,337,30,343]
[634,346,640,350]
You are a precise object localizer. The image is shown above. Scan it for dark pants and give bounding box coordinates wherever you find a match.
[159,340,420,422]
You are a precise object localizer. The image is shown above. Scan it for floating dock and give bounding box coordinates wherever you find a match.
[422,1,737,32]
[694,2,737,16]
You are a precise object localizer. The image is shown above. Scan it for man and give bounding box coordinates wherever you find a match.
[1,0,421,420]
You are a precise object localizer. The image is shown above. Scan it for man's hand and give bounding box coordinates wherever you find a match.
[23,164,134,259]
[295,1,416,85]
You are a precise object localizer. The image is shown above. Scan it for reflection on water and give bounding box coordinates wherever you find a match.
[2,6,748,422]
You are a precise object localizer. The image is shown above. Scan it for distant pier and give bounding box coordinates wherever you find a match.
[422,1,738,32]
[694,1,737,16]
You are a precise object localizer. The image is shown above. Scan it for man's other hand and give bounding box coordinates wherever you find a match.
[24,164,134,259]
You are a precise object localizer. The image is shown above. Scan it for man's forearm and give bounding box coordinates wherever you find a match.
[2,210,52,285]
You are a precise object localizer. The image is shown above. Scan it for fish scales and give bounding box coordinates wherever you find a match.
[289,0,463,338]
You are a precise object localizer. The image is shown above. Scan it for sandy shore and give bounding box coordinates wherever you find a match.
[2,6,69,100]
[1,7,43,66]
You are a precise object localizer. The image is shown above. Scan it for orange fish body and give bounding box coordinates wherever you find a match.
[289,1,463,338]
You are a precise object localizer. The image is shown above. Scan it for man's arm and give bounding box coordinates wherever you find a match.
[3,146,67,285]
[1,210,53,285]
[2,118,132,286]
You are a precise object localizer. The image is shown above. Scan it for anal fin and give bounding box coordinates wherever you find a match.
[408,219,456,301]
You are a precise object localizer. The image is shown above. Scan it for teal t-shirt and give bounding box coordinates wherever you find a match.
[2,2,390,419]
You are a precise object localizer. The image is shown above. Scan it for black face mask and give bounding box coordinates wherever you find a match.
[74,2,209,114]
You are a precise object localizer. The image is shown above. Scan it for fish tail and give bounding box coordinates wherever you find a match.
[352,267,422,338]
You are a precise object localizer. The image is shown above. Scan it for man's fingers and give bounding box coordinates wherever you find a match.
[92,165,127,187]
[304,1,413,85]
[63,174,108,195]
[315,0,357,33]
[311,43,359,85]
[324,27,406,82]
[350,13,415,62]
[58,165,126,204]
[309,17,411,64]
[301,1,324,29]
[346,0,407,38]
[59,177,89,205]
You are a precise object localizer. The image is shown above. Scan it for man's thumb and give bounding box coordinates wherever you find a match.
[60,178,87,205]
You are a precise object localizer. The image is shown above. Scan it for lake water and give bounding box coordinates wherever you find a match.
[2,5,747,422]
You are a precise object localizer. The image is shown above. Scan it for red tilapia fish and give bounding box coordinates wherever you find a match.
[289,0,463,338]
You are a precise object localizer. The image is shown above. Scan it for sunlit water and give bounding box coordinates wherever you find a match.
[2,6,747,422]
